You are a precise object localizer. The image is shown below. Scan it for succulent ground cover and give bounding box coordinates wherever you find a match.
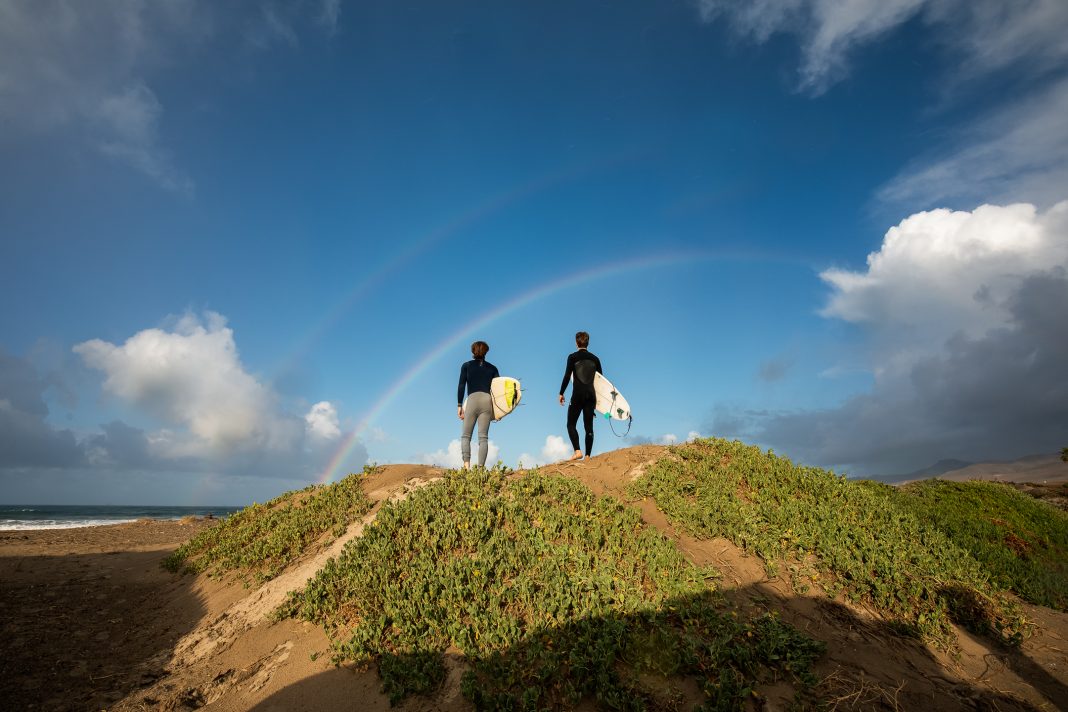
[281,468,824,708]
[629,438,1026,647]
[901,479,1068,610]
[163,467,375,582]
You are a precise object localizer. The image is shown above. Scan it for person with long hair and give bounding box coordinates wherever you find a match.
[457,340,499,469]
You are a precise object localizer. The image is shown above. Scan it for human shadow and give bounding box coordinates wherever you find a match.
[248,583,1055,711]
[0,543,208,711]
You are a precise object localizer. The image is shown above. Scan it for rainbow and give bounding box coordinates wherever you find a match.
[271,153,643,381]
[317,247,806,483]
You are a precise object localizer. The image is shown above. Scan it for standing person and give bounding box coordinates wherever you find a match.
[558,331,602,461]
[457,340,499,469]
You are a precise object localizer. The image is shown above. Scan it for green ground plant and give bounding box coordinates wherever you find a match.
[162,466,375,582]
[629,438,1025,647]
[280,468,824,708]
[901,479,1068,610]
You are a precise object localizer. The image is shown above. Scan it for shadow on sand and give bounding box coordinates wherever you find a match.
[247,584,1060,711]
[0,546,208,711]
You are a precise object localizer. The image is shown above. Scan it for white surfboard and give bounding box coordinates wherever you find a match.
[593,372,631,421]
[490,376,522,421]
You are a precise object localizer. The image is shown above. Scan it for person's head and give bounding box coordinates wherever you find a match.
[471,340,489,359]
[575,331,590,349]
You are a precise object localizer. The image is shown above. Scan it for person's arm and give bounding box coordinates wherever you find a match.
[558,354,573,404]
[457,363,468,406]
[559,354,574,396]
[595,356,603,375]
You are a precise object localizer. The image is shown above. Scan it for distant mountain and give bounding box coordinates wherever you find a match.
[894,453,1068,485]
[936,454,1067,484]
[875,458,973,484]
[907,459,973,479]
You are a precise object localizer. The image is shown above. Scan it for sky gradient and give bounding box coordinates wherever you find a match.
[2,0,1066,504]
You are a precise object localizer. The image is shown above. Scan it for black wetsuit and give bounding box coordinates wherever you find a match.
[559,349,602,456]
[457,358,499,406]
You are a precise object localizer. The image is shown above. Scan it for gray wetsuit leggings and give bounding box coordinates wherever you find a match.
[461,391,493,466]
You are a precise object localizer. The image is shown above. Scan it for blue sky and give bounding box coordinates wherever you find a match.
[2,0,1066,505]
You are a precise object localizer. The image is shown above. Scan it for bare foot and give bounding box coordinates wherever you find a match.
[567,451,584,462]
[462,462,471,470]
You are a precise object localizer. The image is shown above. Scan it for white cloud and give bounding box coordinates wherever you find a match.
[660,433,678,445]
[879,79,1068,210]
[74,312,301,456]
[0,1,204,190]
[0,1,337,190]
[716,201,1068,473]
[422,439,501,469]
[686,431,702,442]
[2,316,367,485]
[821,201,1068,346]
[304,401,340,441]
[94,82,192,194]
[696,0,1068,94]
[516,435,573,468]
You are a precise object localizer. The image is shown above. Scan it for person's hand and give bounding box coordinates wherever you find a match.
[457,406,464,420]
[558,394,565,406]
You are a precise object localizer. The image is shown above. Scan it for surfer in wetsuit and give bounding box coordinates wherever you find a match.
[558,331,602,461]
[457,340,499,469]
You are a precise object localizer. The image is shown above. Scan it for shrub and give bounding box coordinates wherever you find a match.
[630,438,1025,646]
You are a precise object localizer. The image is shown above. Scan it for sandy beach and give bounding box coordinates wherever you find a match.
[0,519,223,711]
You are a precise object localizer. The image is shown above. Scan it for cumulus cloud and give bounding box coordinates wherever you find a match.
[304,401,341,441]
[75,312,301,456]
[422,439,501,469]
[713,202,1068,474]
[696,0,1068,94]
[821,202,1068,346]
[2,313,365,491]
[516,435,573,468]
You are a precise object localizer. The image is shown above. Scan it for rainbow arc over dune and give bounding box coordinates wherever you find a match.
[317,247,806,483]
[271,153,644,381]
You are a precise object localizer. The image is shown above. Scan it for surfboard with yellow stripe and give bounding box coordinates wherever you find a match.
[490,376,522,421]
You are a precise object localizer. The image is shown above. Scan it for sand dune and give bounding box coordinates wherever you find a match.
[2,447,1066,711]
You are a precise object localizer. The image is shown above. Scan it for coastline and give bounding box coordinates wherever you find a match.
[0,505,241,532]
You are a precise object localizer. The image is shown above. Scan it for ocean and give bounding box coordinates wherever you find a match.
[0,504,243,531]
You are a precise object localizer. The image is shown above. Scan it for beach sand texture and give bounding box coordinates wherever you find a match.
[1,448,1066,711]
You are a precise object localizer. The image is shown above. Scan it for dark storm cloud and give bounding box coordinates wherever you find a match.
[711,271,1068,475]
[86,420,154,469]
[0,349,85,468]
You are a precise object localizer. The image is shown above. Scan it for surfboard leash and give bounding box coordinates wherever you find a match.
[607,414,633,438]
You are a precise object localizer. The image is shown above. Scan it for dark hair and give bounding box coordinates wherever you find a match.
[575,331,589,348]
[471,341,489,359]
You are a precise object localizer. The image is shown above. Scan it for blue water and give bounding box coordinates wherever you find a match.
[0,504,242,530]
